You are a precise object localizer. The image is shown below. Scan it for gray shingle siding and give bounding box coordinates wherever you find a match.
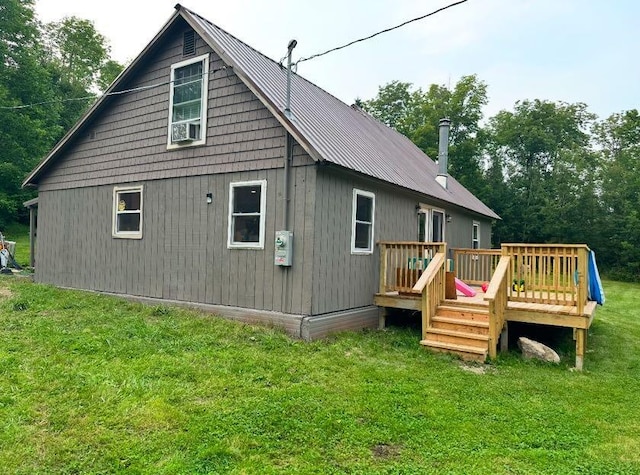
[39,20,312,192]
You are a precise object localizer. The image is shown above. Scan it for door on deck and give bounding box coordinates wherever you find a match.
[418,206,445,243]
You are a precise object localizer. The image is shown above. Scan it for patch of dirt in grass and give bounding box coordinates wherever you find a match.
[371,443,401,459]
[459,363,495,375]
[0,286,12,299]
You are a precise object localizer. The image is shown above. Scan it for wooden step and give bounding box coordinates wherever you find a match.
[430,316,490,335]
[436,305,489,322]
[424,327,489,349]
[443,299,488,310]
[420,339,488,362]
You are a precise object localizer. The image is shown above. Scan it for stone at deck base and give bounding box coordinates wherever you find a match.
[518,337,560,364]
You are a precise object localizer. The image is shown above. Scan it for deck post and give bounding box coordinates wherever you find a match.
[378,308,387,330]
[379,244,388,294]
[421,286,429,340]
[577,247,588,316]
[575,328,586,371]
[500,322,509,353]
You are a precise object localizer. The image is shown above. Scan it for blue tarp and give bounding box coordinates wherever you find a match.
[588,250,605,305]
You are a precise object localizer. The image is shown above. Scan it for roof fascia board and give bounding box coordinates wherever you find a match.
[178,8,325,164]
[23,10,184,187]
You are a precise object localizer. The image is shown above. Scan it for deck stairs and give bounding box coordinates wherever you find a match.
[420,299,491,362]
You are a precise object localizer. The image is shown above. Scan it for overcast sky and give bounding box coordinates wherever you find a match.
[35,0,638,120]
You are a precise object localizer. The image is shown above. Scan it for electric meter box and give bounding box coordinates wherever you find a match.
[274,230,293,266]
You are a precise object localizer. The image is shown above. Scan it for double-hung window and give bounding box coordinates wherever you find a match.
[351,189,375,254]
[113,186,143,239]
[168,53,209,148]
[228,180,267,249]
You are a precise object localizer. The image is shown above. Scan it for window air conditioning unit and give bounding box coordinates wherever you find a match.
[171,122,199,143]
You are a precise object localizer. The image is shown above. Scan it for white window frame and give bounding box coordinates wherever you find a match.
[351,189,375,255]
[227,180,267,249]
[472,221,480,249]
[112,185,143,239]
[167,53,209,149]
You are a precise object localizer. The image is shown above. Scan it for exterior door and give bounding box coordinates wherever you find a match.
[418,208,445,242]
[432,210,444,242]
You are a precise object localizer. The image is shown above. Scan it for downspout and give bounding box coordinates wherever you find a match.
[283,39,297,230]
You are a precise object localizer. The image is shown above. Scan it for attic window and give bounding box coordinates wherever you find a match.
[183,30,196,56]
[167,53,209,149]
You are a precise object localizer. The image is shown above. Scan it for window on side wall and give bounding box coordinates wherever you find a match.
[351,189,375,254]
[228,180,266,249]
[168,53,209,148]
[113,186,143,239]
[472,221,480,249]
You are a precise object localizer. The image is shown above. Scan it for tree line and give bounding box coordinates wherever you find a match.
[1,2,638,280]
[359,78,639,281]
[0,0,122,228]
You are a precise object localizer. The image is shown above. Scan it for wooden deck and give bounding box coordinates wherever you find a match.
[375,289,597,322]
[376,242,599,369]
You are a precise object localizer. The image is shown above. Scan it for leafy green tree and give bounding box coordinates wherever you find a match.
[362,75,488,195]
[0,4,123,228]
[0,0,61,227]
[594,109,640,279]
[44,17,109,89]
[483,100,597,244]
[43,17,124,135]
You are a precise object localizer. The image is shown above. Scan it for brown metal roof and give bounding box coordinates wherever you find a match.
[182,6,498,219]
[24,4,498,220]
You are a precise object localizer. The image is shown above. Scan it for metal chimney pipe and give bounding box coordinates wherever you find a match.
[436,118,451,189]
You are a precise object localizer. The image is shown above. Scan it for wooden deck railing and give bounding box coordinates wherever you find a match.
[378,242,446,294]
[484,256,511,358]
[412,252,446,340]
[502,244,590,315]
[452,248,501,285]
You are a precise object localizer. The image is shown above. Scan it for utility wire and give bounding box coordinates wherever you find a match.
[0,65,230,111]
[2,1,468,110]
[295,0,469,65]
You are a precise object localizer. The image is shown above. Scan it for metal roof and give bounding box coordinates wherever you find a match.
[24,4,499,220]
[182,6,499,219]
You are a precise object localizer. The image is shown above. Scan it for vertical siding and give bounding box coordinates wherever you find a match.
[36,165,315,315]
[311,167,493,315]
[311,168,420,315]
[443,209,493,251]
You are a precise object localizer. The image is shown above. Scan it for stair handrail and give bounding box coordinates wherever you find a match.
[484,255,511,358]
[412,252,446,340]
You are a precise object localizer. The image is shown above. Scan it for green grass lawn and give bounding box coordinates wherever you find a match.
[0,278,638,474]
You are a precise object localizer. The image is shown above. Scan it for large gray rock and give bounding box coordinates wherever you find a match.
[517,337,560,364]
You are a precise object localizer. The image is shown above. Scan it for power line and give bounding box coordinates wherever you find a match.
[0,65,231,111]
[295,0,469,66]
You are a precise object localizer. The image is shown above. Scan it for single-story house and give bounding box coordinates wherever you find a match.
[23,4,499,340]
